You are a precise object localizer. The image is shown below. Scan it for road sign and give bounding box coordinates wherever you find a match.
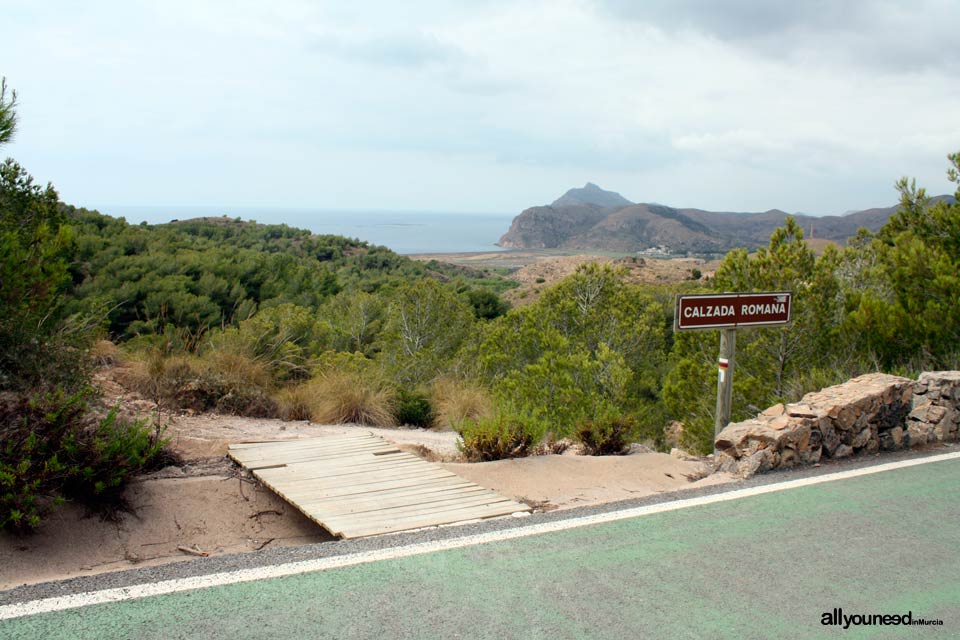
[672,291,793,452]
[674,292,792,332]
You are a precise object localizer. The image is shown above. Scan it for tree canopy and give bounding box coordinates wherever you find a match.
[0,77,16,146]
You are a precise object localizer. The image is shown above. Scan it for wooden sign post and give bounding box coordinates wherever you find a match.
[674,292,792,447]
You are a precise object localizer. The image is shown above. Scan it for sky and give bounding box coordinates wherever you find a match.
[1,0,959,217]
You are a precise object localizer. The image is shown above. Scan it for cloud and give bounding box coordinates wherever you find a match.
[595,0,960,72]
[306,30,467,68]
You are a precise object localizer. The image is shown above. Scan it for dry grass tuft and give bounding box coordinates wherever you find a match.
[306,371,397,427]
[203,350,273,391]
[273,384,315,421]
[90,340,123,367]
[115,350,277,417]
[430,378,493,430]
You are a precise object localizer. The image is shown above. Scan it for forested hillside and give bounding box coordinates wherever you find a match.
[63,207,512,345]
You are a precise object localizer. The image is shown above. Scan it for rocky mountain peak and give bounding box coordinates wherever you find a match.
[550,183,633,210]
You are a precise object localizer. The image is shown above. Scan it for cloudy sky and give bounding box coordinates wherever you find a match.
[2,0,958,217]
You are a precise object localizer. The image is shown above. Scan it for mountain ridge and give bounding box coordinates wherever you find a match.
[498,185,955,253]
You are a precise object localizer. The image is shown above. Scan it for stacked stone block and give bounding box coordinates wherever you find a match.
[715,372,960,477]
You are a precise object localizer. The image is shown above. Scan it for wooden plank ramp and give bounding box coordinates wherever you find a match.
[228,433,530,539]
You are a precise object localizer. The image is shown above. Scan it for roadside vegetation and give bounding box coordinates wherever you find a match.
[2,77,959,530]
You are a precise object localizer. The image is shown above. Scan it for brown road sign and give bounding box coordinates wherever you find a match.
[674,292,792,331]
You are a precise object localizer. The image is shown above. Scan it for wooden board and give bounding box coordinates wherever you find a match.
[228,433,530,539]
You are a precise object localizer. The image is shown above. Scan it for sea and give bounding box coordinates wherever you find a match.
[95,206,517,255]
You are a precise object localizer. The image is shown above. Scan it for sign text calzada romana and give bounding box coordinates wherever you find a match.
[674,292,792,331]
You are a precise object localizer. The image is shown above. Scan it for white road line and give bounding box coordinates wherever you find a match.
[3,450,959,621]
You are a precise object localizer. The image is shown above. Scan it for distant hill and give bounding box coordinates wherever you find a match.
[497,186,955,254]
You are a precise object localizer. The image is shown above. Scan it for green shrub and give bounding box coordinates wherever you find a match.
[464,289,510,320]
[679,416,716,456]
[457,414,535,462]
[574,415,637,455]
[62,407,171,508]
[0,389,170,532]
[0,158,90,394]
[393,388,435,428]
[0,390,84,531]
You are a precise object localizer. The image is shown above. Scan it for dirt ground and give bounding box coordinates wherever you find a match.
[0,414,732,591]
[409,249,721,307]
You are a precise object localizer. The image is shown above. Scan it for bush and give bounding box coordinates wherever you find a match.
[393,388,435,428]
[464,289,510,320]
[574,415,637,456]
[0,389,170,532]
[679,416,716,456]
[457,414,536,462]
[62,407,170,508]
[307,371,397,426]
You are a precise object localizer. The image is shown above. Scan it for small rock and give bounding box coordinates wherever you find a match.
[779,448,797,467]
[907,423,933,447]
[889,426,904,447]
[851,427,872,449]
[768,415,791,431]
[802,445,822,464]
[833,444,854,459]
[786,403,819,418]
[761,403,785,418]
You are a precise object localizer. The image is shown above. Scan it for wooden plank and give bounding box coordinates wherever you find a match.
[255,464,454,487]
[329,502,527,538]
[256,457,450,482]
[291,479,478,504]
[277,470,459,491]
[258,467,458,492]
[334,500,527,533]
[269,463,433,486]
[279,451,422,472]
[250,453,417,476]
[255,477,464,502]
[228,434,379,450]
[297,485,490,515]
[311,493,505,522]
[263,458,428,481]
[228,434,385,451]
[229,445,400,469]
[259,475,473,503]
[228,438,386,456]
[324,493,522,525]
[229,440,395,461]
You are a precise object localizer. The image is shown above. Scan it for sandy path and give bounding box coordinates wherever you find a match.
[445,454,729,510]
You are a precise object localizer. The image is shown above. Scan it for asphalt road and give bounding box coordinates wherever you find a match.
[2,449,959,639]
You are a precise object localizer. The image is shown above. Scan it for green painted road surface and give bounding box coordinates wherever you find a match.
[4,458,960,639]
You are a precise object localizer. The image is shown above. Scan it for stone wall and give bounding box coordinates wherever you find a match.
[715,372,960,477]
